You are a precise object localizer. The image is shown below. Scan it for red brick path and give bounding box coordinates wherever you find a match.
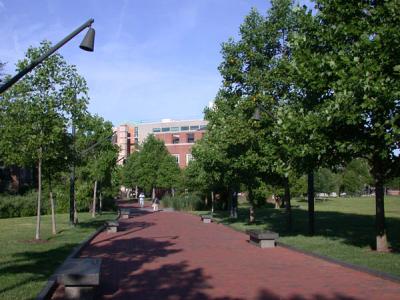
[53,203,400,299]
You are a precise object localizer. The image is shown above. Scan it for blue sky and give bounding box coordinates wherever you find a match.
[0,0,311,126]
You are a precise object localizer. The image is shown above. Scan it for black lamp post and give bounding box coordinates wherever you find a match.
[0,18,95,94]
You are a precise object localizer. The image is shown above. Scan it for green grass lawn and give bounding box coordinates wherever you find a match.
[196,196,400,277]
[0,212,116,300]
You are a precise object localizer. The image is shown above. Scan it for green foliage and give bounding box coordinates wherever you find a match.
[339,159,372,195]
[314,168,339,194]
[121,151,140,188]
[162,193,203,211]
[387,177,400,190]
[0,191,48,218]
[0,40,88,170]
[292,1,400,180]
[70,114,119,211]
[122,135,181,194]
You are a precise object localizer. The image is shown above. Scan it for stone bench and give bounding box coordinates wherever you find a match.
[247,230,279,248]
[105,220,119,233]
[119,208,134,219]
[201,214,212,223]
[56,258,101,300]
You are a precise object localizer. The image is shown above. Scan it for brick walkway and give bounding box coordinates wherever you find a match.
[53,202,400,299]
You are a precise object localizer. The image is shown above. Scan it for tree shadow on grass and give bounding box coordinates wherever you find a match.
[213,206,400,252]
[0,243,78,298]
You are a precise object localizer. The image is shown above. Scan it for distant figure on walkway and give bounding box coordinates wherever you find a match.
[139,192,145,208]
[152,197,160,212]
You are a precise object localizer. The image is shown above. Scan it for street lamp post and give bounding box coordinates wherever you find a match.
[0,19,96,225]
[70,121,77,226]
[0,18,95,94]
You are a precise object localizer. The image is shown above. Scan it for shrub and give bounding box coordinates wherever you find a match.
[162,193,203,211]
[101,196,116,211]
[0,191,49,218]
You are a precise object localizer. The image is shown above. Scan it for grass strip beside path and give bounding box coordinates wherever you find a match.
[195,196,400,278]
[0,212,116,300]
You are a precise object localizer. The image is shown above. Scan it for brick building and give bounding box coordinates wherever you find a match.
[114,119,207,168]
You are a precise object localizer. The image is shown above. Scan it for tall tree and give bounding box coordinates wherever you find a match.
[200,1,302,225]
[0,41,88,239]
[75,115,118,217]
[124,135,181,197]
[293,0,400,251]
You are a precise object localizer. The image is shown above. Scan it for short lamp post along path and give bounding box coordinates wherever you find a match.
[0,18,95,95]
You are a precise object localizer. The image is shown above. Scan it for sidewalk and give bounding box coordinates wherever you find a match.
[52,202,400,299]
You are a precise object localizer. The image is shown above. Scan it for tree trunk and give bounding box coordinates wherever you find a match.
[35,155,42,240]
[73,200,78,225]
[248,189,255,223]
[152,187,156,200]
[229,188,233,218]
[171,188,175,197]
[92,180,97,218]
[49,177,56,235]
[99,192,103,214]
[211,191,215,217]
[284,177,292,231]
[135,185,138,198]
[205,194,208,207]
[375,177,389,252]
[307,171,315,236]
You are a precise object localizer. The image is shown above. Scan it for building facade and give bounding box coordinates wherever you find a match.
[114,119,208,168]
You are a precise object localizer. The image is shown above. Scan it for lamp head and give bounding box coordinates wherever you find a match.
[80,27,95,52]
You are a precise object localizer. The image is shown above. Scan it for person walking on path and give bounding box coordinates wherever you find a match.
[139,192,145,208]
[152,196,160,212]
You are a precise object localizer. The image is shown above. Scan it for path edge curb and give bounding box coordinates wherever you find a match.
[36,215,117,300]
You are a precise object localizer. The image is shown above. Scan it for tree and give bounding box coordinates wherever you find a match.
[338,159,372,195]
[121,150,140,191]
[292,0,400,251]
[0,41,88,239]
[199,1,303,225]
[75,115,118,217]
[123,135,181,197]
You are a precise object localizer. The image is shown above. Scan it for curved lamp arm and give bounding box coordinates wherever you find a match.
[0,18,94,94]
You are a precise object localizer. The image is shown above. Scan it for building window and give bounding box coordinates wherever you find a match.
[199,125,207,130]
[152,128,161,133]
[190,125,199,131]
[172,134,180,144]
[186,154,193,165]
[172,154,180,164]
[181,126,189,131]
[162,127,170,132]
[134,138,139,145]
[134,127,138,137]
[171,127,179,132]
[187,133,195,143]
